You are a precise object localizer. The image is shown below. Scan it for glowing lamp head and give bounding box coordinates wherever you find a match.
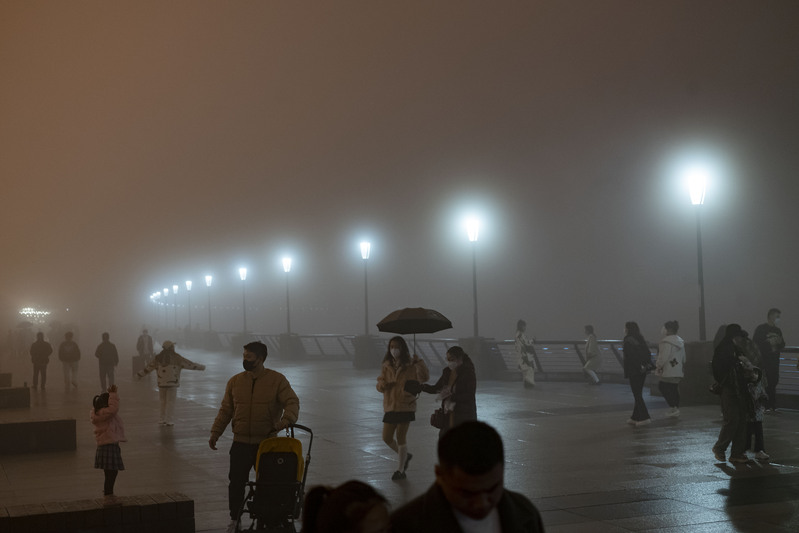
[360,241,371,260]
[205,275,212,287]
[163,288,169,296]
[686,167,708,206]
[239,267,247,281]
[282,257,292,273]
[185,280,192,291]
[465,217,480,242]
[172,284,179,294]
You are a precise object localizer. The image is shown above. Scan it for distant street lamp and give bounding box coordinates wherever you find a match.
[239,267,248,332]
[687,168,708,341]
[466,218,480,337]
[360,241,371,336]
[205,275,213,331]
[172,284,179,329]
[163,287,169,327]
[185,280,192,329]
[282,257,292,334]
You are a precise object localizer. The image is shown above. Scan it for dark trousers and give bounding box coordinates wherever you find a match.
[628,373,650,421]
[714,387,748,457]
[746,421,765,452]
[658,381,680,408]
[228,441,260,519]
[99,364,115,391]
[764,357,779,409]
[33,363,47,388]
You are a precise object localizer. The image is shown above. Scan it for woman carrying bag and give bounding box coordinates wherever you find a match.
[421,346,477,437]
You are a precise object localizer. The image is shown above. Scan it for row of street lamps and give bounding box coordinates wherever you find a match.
[149,176,706,340]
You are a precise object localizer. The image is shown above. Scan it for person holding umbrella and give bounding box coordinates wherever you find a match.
[420,346,477,437]
[376,336,429,481]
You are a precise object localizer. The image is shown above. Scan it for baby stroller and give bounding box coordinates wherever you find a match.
[235,423,313,532]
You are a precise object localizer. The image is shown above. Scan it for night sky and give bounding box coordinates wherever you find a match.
[2,1,798,346]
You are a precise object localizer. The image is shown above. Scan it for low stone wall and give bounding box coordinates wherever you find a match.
[0,419,76,454]
[0,492,194,533]
[0,387,29,409]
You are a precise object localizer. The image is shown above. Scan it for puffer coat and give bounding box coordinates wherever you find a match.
[376,357,429,413]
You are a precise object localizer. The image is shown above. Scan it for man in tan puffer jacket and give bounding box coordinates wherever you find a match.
[209,340,300,528]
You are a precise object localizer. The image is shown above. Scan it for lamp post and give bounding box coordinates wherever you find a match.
[163,287,169,328]
[185,280,192,329]
[466,218,479,337]
[205,275,213,331]
[688,169,707,341]
[172,284,179,330]
[282,257,292,334]
[239,267,248,333]
[360,241,371,336]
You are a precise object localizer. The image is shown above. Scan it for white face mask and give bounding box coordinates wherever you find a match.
[661,327,668,337]
[390,348,401,360]
[774,318,781,325]
[447,360,460,370]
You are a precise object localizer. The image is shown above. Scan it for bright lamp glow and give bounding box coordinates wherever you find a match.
[282,257,292,273]
[172,284,179,294]
[360,241,371,260]
[205,275,212,287]
[163,288,169,296]
[239,267,247,281]
[465,217,480,242]
[185,280,192,291]
[686,167,708,205]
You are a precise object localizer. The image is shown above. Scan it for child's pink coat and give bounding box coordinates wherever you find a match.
[90,391,127,445]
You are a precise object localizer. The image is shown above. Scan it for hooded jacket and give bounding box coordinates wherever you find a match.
[377,356,430,413]
[90,391,127,445]
[210,366,299,444]
[136,349,205,388]
[656,334,686,379]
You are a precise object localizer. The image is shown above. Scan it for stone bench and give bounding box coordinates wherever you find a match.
[0,419,76,454]
[0,492,195,533]
[0,387,29,408]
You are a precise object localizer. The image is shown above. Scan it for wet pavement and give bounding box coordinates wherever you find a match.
[1,347,798,532]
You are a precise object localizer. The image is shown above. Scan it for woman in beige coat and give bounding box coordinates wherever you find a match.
[376,336,429,481]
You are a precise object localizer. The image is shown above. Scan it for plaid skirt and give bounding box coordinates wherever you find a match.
[95,443,125,471]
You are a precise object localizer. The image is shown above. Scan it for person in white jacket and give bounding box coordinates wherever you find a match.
[656,320,686,418]
[515,320,536,389]
[136,340,205,426]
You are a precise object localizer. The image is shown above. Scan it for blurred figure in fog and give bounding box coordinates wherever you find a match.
[95,332,119,391]
[58,331,81,389]
[753,308,785,412]
[623,321,652,427]
[301,480,389,533]
[656,320,685,418]
[136,328,154,364]
[421,346,477,437]
[376,335,429,481]
[515,320,536,389]
[582,325,601,385]
[136,340,205,426]
[712,324,751,464]
[30,331,53,390]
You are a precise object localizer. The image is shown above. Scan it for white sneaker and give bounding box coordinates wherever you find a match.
[627,418,636,426]
[755,450,770,461]
[666,407,680,418]
[635,419,652,427]
[225,519,239,533]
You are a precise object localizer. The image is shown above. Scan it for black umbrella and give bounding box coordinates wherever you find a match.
[377,307,453,352]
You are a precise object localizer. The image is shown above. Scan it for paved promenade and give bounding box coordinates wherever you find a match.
[1,347,798,532]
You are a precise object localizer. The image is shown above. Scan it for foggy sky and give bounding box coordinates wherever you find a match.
[2,1,798,347]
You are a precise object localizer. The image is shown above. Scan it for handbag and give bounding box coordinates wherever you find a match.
[709,381,723,395]
[430,408,447,429]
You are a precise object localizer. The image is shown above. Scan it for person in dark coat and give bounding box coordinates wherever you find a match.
[58,331,81,389]
[752,308,785,412]
[30,331,53,390]
[95,332,119,391]
[712,324,752,464]
[390,420,545,533]
[623,321,652,427]
[420,346,477,437]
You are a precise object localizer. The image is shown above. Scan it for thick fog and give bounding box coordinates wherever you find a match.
[2,1,798,349]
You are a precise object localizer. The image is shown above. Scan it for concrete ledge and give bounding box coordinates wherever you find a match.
[0,387,29,408]
[0,492,194,533]
[0,419,76,454]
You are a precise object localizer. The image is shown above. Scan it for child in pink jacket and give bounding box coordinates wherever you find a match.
[91,384,127,496]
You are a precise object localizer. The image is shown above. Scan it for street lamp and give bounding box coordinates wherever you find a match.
[239,267,248,332]
[185,280,192,329]
[205,275,213,331]
[282,257,292,334]
[172,284,179,329]
[687,168,708,341]
[360,241,371,336]
[466,218,479,337]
